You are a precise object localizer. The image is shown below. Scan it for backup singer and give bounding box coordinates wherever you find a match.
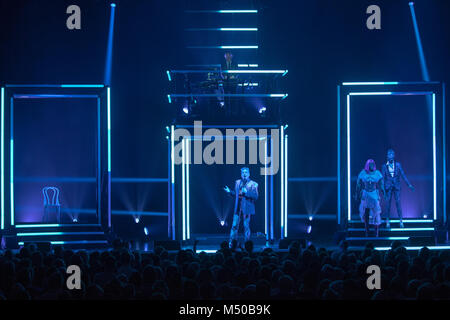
[381,149,414,228]
[354,159,384,237]
[224,167,259,248]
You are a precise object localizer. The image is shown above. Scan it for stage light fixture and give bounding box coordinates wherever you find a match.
[144,227,149,236]
[307,225,312,234]
[182,106,189,114]
[135,217,140,224]
[73,218,78,223]
[220,220,225,226]
[258,106,266,114]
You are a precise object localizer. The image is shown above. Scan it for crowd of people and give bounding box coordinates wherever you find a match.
[0,239,449,300]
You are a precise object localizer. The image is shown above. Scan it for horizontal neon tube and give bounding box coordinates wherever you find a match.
[225,70,286,73]
[389,227,434,231]
[220,46,258,49]
[16,224,60,228]
[348,92,392,96]
[375,246,450,251]
[17,232,104,236]
[18,240,108,245]
[220,28,257,31]
[218,10,257,13]
[342,82,399,85]
[347,237,409,240]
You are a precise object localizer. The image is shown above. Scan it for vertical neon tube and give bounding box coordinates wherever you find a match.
[0,87,3,230]
[337,86,341,225]
[280,126,284,238]
[265,138,268,240]
[170,125,175,239]
[10,97,14,225]
[347,94,351,222]
[433,94,436,220]
[186,138,190,240]
[107,87,111,173]
[107,87,111,227]
[182,139,186,240]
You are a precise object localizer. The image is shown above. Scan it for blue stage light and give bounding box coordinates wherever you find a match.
[220,220,225,226]
[135,217,140,223]
[307,225,312,234]
[258,106,266,114]
[111,3,116,7]
[144,227,149,235]
[182,106,189,114]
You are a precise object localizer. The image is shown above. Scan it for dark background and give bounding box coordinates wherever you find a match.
[0,0,448,238]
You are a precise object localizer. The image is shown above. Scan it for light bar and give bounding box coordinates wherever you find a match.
[375,246,450,251]
[107,87,111,172]
[166,71,172,81]
[219,10,257,13]
[389,227,434,231]
[348,92,392,96]
[60,84,105,88]
[16,224,60,228]
[225,70,286,74]
[432,94,437,220]
[342,82,399,85]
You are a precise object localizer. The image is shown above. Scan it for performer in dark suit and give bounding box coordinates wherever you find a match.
[224,167,259,248]
[381,149,414,228]
[217,52,238,110]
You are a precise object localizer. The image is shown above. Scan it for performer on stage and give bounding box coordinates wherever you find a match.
[217,51,238,109]
[354,159,384,237]
[224,167,259,248]
[381,149,414,228]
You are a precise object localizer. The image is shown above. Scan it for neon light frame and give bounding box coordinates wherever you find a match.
[345,90,438,223]
[2,85,110,228]
[175,133,275,241]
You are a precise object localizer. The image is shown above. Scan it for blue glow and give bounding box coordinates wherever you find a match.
[166,71,172,81]
[104,3,116,86]
[144,227,149,235]
[409,3,430,81]
[107,87,111,172]
[342,82,399,86]
[111,3,116,7]
[167,94,172,103]
[0,87,3,230]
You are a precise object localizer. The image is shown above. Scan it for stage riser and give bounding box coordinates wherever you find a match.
[347,231,435,237]
[345,239,411,246]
